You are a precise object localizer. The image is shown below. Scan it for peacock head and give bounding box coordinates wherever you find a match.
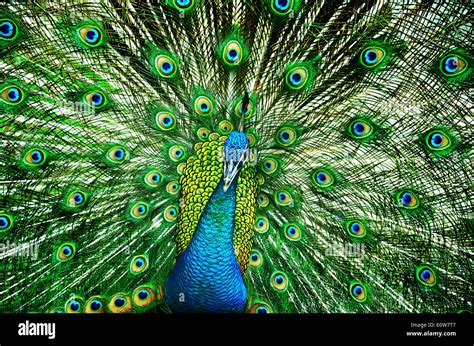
[223,131,249,192]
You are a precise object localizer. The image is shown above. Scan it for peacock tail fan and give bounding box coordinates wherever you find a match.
[0,1,472,313]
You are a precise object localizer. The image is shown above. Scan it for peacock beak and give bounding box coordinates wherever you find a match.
[223,146,249,192]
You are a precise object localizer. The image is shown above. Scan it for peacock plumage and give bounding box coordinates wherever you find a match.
[0,0,472,314]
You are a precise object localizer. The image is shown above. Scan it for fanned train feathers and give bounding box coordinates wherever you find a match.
[0,0,472,313]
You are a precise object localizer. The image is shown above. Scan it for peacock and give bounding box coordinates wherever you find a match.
[0,0,472,314]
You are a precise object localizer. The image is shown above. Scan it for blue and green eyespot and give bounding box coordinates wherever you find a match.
[416,265,437,287]
[155,54,178,78]
[249,249,263,268]
[276,126,297,147]
[130,254,149,274]
[143,169,163,188]
[220,38,246,67]
[63,189,89,210]
[283,223,301,241]
[170,0,196,11]
[21,148,48,168]
[285,65,310,90]
[439,54,467,77]
[348,118,374,140]
[107,293,132,313]
[132,286,156,308]
[164,205,178,222]
[423,129,454,155]
[312,169,335,190]
[65,296,84,314]
[0,19,17,40]
[104,145,129,165]
[254,216,269,233]
[233,95,254,119]
[257,193,269,207]
[249,302,272,314]
[0,213,14,232]
[345,220,367,239]
[56,242,76,262]
[128,201,150,221]
[168,145,187,162]
[360,47,385,68]
[270,271,288,291]
[396,190,419,209]
[261,158,279,175]
[154,111,177,131]
[0,16,21,46]
[349,282,367,302]
[193,95,214,116]
[74,22,106,48]
[83,90,108,109]
[1,84,27,108]
[270,0,297,16]
[85,296,106,313]
[274,189,293,206]
[218,120,234,135]
[166,181,180,195]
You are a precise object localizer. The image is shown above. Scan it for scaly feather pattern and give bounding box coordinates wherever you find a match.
[0,0,472,313]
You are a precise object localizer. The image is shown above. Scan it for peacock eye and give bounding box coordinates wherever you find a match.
[416,265,437,287]
[106,146,129,164]
[261,158,278,175]
[1,85,26,106]
[284,224,301,241]
[84,91,106,108]
[249,249,263,268]
[130,201,149,220]
[57,243,76,261]
[350,282,367,302]
[0,214,14,232]
[249,302,272,314]
[349,119,373,139]
[108,293,132,313]
[164,205,178,222]
[257,193,269,207]
[130,255,148,273]
[276,127,297,146]
[155,55,177,78]
[23,148,47,167]
[77,25,104,47]
[166,181,180,195]
[144,169,163,187]
[168,145,186,162]
[440,54,467,76]
[426,130,450,151]
[86,297,105,313]
[274,190,293,206]
[234,97,254,119]
[196,127,210,140]
[255,216,269,233]
[222,40,243,66]
[360,47,385,68]
[271,0,294,15]
[218,120,233,135]
[194,96,213,116]
[312,169,334,189]
[271,272,288,291]
[345,220,366,238]
[285,66,309,90]
[397,191,418,209]
[0,19,17,39]
[65,190,88,209]
[65,296,84,313]
[173,0,194,10]
[155,111,176,131]
[132,286,156,307]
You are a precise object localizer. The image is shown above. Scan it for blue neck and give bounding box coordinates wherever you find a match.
[165,179,247,312]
